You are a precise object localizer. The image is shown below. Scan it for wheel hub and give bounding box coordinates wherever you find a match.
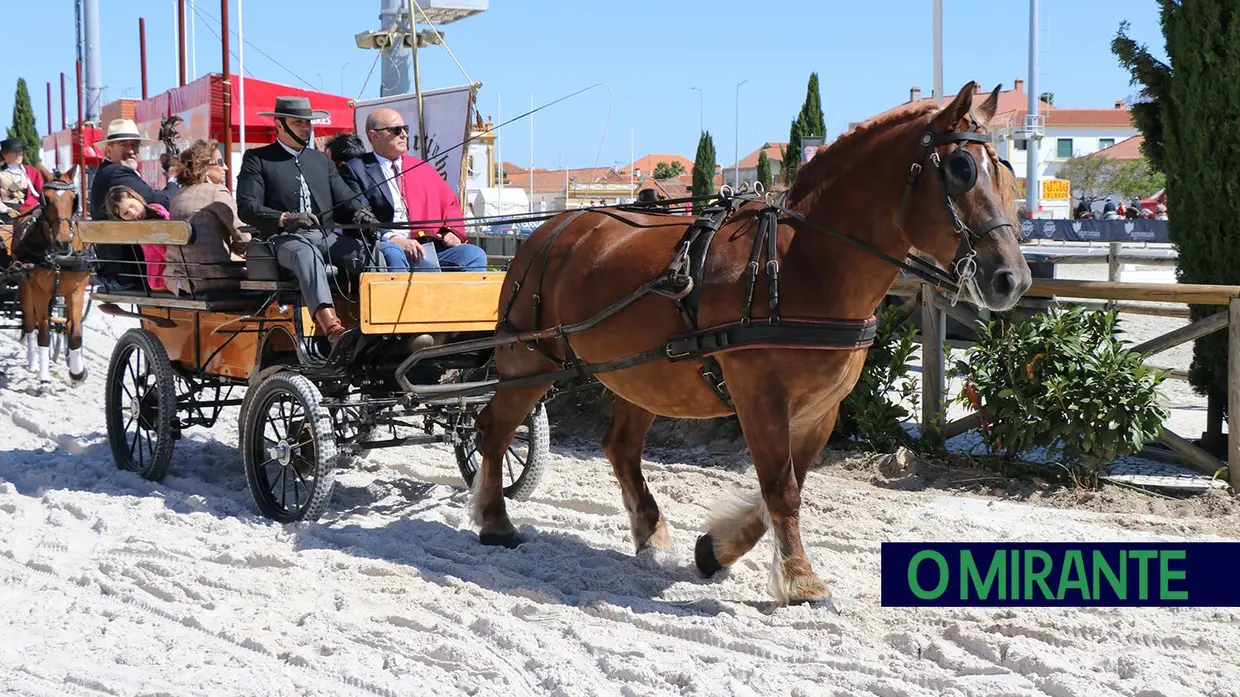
[269,439,293,467]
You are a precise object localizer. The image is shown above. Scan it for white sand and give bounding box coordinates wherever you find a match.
[1,289,1237,697]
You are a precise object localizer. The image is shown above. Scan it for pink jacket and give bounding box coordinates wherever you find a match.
[394,154,467,244]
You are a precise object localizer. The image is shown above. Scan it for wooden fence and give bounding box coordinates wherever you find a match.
[888,275,1239,490]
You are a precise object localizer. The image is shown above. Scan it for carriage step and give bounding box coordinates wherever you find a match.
[96,302,177,328]
[402,379,499,399]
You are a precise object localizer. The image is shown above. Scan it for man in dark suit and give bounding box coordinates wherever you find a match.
[339,107,486,272]
[89,119,171,290]
[236,96,379,350]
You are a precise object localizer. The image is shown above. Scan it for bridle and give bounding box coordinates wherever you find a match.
[35,178,80,259]
[894,116,1018,304]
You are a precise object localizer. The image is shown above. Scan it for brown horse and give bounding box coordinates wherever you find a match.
[468,82,1032,606]
[13,165,90,384]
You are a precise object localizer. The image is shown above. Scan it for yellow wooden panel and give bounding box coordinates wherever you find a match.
[78,220,192,245]
[359,272,502,334]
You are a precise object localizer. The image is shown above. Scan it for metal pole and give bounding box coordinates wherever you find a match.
[340,61,350,95]
[238,0,246,158]
[76,60,86,217]
[60,73,66,129]
[379,0,411,97]
[46,82,54,168]
[177,0,187,86]
[221,0,232,191]
[411,35,428,161]
[139,18,149,99]
[1026,0,1040,216]
[933,0,943,103]
[82,0,101,122]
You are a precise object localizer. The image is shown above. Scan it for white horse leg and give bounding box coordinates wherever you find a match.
[69,347,85,379]
[25,332,37,372]
[38,344,51,383]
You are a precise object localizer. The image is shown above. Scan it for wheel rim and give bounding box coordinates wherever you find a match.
[115,344,163,472]
[460,416,533,490]
[251,389,320,516]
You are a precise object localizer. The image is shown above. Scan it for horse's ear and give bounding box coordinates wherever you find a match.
[976,84,1002,124]
[62,164,78,182]
[34,161,54,182]
[933,81,977,129]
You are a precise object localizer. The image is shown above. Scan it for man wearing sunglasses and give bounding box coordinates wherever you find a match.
[340,107,487,272]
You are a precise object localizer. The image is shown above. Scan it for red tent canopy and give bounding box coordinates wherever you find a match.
[1140,188,1167,211]
[133,73,355,146]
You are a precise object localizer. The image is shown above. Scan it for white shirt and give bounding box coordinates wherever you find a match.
[373,152,410,242]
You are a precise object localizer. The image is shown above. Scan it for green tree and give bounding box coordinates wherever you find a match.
[799,72,826,139]
[781,73,826,187]
[1058,153,1117,207]
[7,78,41,166]
[1109,158,1166,199]
[756,150,773,190]
[691,130,716,213]
[782,117,804,186]
[1112,6,1239,400]
[652,160,685,179]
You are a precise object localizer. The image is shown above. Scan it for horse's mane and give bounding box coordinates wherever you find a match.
[786,101,939,206]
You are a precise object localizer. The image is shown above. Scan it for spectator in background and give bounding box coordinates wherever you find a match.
[1155,204,1168,220]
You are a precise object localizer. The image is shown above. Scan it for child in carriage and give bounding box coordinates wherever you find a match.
[103,185,172,292]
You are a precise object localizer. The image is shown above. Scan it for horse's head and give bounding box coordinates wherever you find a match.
[34,163,80,250]
[897,81,1031,311]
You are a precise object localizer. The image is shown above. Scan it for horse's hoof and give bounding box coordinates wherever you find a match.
[695,533,723,577]
[790,594,842,615]
[70,369,88,383]
[480,530,523,549]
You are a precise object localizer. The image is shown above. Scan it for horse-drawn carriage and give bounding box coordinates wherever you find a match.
[77,218,549,523]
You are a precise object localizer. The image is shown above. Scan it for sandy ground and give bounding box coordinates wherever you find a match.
[1,276,1239,697]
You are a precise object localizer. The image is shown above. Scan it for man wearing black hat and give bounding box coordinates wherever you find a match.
[0,137,43,224]
[236,96,379,352]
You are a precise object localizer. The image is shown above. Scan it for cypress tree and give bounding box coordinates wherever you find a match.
[800,72,826,138]
[783,117,805,186]
[756,150,773,190]
[7,77,41,166]
[692,130,716,214]
[1112,5,1240,404]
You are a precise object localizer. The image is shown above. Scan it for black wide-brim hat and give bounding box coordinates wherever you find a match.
[258,96,330,121]
[0,137,25,154]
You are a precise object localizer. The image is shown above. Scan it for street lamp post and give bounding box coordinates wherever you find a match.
[734,78,747,187]
[340,60,351,95]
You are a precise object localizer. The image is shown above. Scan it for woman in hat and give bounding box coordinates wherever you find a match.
[0,137,44,224]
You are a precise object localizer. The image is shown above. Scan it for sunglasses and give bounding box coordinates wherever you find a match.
[372,125,409,136]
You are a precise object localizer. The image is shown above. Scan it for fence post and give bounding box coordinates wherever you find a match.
[1106,242,1122,310]
[1229,297,1240,491]
[920,282,946,439]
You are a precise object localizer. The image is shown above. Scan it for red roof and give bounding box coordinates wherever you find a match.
[1088,135,1145,160]
[730,142,786,169]
[628,153,694,177]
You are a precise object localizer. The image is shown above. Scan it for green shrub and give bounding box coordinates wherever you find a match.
[953,306,1169,473]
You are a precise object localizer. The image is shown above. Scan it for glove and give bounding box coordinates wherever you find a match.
[282,211,319,232]
[350,207,380,239]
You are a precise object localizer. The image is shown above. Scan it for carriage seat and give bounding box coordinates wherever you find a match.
[244,239,337,286]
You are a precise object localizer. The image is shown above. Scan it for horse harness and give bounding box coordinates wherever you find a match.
[492,122,1016,410]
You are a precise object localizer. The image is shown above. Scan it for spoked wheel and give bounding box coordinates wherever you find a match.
[454,401,550,501]
[104,328,178,481]
[241,371,337,523]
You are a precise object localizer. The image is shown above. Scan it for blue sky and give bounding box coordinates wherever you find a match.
[3,0,1168,170]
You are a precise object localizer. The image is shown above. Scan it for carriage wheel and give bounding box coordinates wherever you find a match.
[241,371,337,523]
[454,401,550,501]
[104,328,178,481]
[237,364,290,451]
